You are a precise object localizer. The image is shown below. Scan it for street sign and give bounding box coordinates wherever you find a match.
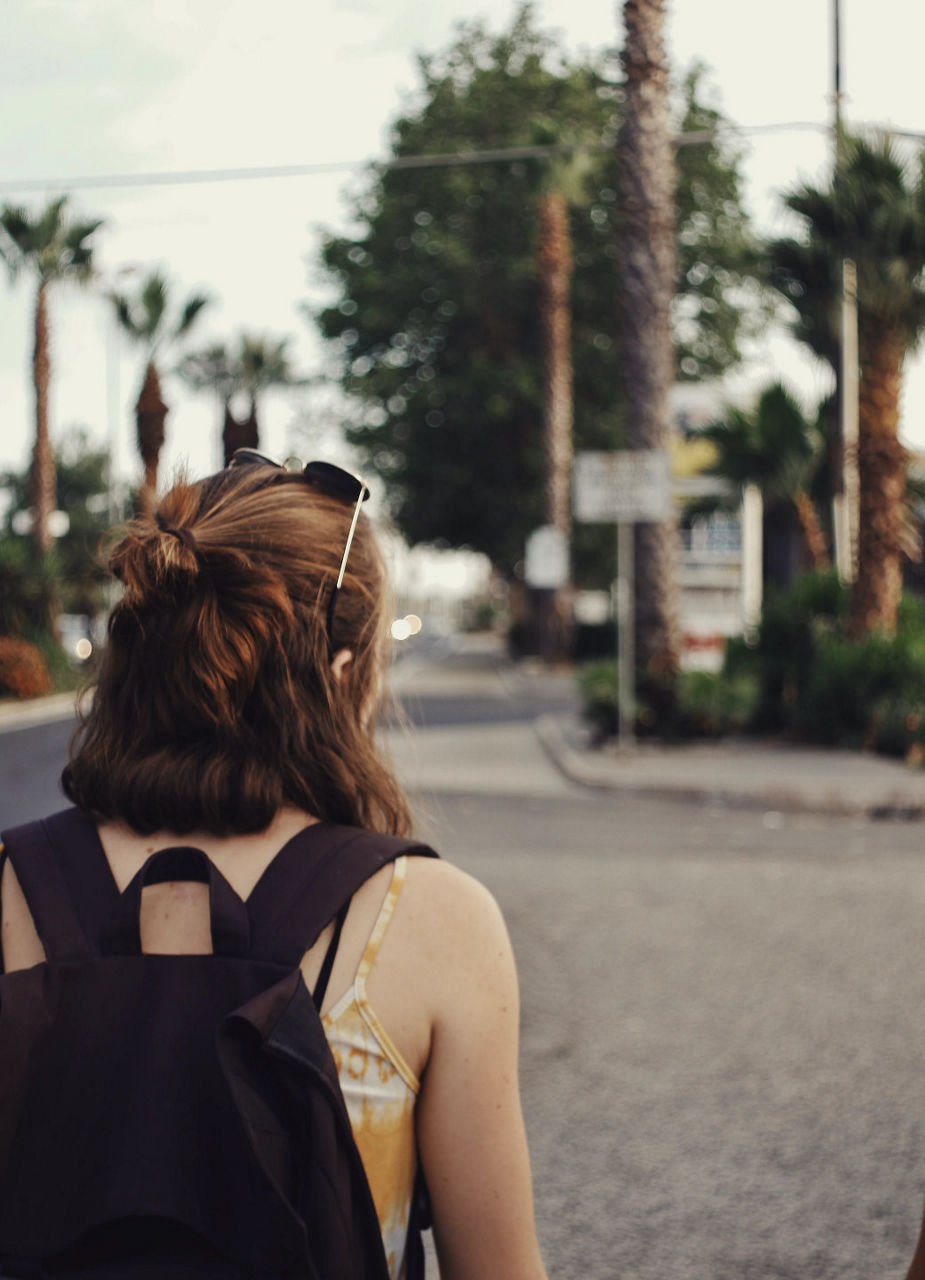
[573,450,672,523]
[524,524,569,589]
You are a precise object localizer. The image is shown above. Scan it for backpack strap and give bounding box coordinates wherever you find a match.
[0,813,101,963]
[246,823,438,968]
[100,845,253,959]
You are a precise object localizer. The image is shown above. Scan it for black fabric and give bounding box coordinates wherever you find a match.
[0,807,438,1279]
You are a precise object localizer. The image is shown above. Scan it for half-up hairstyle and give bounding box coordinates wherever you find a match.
[63,464,413,837]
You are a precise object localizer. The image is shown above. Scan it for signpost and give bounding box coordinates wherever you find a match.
[524,525,569,590]
[573,451,672,748]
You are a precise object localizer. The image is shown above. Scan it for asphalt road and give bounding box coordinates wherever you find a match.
[4,684,925,1278]
[425,788,925,1280]
[0,718,73,825]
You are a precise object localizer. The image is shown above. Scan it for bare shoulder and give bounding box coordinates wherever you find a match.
[401,855,509,943]
[391,856,518,1017]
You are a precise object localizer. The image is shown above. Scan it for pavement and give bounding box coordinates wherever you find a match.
[390,632,925,820]
[8,633,925,819]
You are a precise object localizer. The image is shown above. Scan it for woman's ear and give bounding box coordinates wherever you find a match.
[330,648,354,684]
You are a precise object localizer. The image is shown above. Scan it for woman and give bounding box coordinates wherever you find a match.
[0,454,548,1280]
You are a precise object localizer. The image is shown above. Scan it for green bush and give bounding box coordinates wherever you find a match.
[576,660,619,744]
[576,572,925,756]
[749,569,848,731]
[577,662,759,743]
[676,669,760,738]
[866,698,925,761]
[795,620,925,747]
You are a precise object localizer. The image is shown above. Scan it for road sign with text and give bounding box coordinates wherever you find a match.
[573,450,672,523]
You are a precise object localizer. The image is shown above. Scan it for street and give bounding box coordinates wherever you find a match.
[3,649,925,1277]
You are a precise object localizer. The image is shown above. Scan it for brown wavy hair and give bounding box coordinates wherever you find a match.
[63,464,413,837]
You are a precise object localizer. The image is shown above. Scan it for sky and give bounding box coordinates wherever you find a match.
[2,0,925,496]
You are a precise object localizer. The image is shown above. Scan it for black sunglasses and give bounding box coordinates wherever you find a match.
[227,448,370,638]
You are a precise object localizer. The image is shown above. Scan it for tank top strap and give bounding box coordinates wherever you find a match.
[355,855,407,986]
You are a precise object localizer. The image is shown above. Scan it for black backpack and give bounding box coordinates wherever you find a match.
[0,807,437,1279]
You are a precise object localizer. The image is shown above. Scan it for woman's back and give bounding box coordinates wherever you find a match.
[2,809,547,1280]
[0,456,547,1279]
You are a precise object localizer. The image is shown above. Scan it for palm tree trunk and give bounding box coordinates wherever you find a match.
[136,361,167,517]
[619,0,681,677]
[849,322,906,636]
[537,190,574,664]
[31,282,55,557]
[243,398,259,452]
[538,191,573,540]
[222,402,259,465]
[793,491,829,571]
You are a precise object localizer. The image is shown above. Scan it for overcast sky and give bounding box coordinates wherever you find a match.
[2,0,924,491]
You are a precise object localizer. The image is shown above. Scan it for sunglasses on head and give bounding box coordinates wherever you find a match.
[227,448,370,640]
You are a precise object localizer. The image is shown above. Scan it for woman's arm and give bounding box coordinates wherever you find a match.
[411,865,548,1280]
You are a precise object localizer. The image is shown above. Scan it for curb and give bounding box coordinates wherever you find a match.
[0,692,81,736]
[533,715,925,822]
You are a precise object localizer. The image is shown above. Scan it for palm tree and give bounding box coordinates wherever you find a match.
[531,124,595,662]
[175,342,242,462]
[769,132,925,635]
[702,382,829,572]
[179,333,303,465]
[0,196,104,555]
[111,271,210,513]
[618,0,682,677]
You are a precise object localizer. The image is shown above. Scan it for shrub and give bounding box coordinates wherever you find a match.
[576,660,619,744]
[0,636,54,700]
[577,662,759,744]
[750,569,848,731]
[795,620,925,747]
[867,698,925,762]
[677,669,760,738]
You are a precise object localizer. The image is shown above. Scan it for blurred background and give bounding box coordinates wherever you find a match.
[6,3,925,1276]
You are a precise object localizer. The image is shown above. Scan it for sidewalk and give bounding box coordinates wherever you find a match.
[395,633,925,819]
[0,691,82,736]
[535,715,925,819]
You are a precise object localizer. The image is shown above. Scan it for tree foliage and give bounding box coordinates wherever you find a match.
[179,332,304,463]
[769,132,925,633]
[0,195,102,288]
[314,6,757,572]
[0,195,104,559]
[674,65,763,378]
[0,431,113,636]
[111,269,210,512]
[702,382,829,571]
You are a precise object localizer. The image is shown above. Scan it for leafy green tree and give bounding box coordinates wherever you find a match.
[111,270,210,514]
[0,196,104,556]
[673,66,763,379]
[769,133,925,635]
[314,5,757,574]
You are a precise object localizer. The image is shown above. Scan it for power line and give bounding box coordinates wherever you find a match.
[0,122,839,197]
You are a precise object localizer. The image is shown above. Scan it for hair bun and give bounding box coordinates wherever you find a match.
[155,514,201,558]
[109,514,203,603]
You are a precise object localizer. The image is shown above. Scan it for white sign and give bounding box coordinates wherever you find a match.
[524,525,569,589]
[573,450,672,523]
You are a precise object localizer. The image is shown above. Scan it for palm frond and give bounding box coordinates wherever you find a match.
[176,342,235,398]
[111,293,140,338]
[173,293,210,341]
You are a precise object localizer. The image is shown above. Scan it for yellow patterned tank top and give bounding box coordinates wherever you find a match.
[322,855,418,1280]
